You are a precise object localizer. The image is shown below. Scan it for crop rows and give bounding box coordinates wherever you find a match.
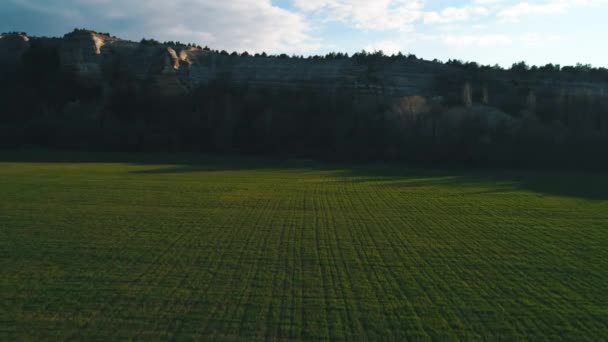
[1,156,607,339]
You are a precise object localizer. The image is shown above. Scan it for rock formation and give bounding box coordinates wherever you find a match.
[0,33,30,65]
[1,29,607,120]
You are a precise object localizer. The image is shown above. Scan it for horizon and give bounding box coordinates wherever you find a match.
[1,0,607,68]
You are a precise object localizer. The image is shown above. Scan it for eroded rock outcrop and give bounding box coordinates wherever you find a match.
[38,30,450,99]
[0,33,30,65]
[59,30,114,83]
[3,29,608,118]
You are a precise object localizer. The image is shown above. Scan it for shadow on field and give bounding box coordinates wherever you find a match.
[1,149,607,200]
[130,165,231,174]
[333,168,608,200]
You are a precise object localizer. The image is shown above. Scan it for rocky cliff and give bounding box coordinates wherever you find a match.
[0,33,30,65]
[40,30,449,98]
[1,30,607,167]
[1,30,607,125]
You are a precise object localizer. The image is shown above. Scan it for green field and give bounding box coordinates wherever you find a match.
[1,151,607,340]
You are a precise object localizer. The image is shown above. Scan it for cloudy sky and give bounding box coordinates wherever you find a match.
[1,0,607,67]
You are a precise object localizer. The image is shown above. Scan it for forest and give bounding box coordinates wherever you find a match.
[1,31,608,170]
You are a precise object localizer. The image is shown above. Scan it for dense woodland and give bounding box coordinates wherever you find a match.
[1,31,608,169]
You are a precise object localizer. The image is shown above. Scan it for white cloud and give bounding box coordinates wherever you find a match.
[8,0,80,18]
[473,0,504,4]
[364,40,403,55]
[5,0,606,67]
[441,34,513,47]
[519,33,567,45]
[424,6,489,24]
[438,32,571,48]
[144,0,321,53]
[294,1,495,31]
[7,0,321,53]
[293,0,424,31]
[498,0,608,22]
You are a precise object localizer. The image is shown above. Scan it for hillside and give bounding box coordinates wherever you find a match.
[1,29,608,168]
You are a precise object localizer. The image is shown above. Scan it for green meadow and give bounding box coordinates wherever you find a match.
[1,151,607,340]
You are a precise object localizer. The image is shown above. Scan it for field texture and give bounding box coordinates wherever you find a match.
[1,152,607,340]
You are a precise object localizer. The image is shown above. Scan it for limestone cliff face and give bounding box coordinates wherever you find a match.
[59,31,112,83]
[39,31,451,98]
[3,30,608,115]
[0,34,30,65]
[182,51,448,97]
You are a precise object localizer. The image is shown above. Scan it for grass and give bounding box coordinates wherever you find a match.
[1,151,607,340]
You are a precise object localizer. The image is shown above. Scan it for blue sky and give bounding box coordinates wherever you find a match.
[1,0,607,67]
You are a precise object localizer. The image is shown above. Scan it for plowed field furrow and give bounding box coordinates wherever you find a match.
[1,154,607,340]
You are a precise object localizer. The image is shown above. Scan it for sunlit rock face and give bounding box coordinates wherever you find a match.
[45,30,451,98]
[59,31,111,84]
[54,31,185,95]
[0,33,30,65]
[183,52,447,97]
[3,30,608,119]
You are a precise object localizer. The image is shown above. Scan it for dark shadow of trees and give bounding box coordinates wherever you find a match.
[1,150,606,200]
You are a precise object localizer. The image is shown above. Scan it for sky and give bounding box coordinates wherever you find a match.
[1,0,607,67]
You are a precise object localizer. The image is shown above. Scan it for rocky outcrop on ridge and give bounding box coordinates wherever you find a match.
[1,29,607,120]
[0,33,30,65]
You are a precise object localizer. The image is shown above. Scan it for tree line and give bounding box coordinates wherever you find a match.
[1,34,607,170]
[12,29,607,79]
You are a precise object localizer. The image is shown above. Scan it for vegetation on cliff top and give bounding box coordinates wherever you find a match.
[9,29,608,79]
[1,29,608,169]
